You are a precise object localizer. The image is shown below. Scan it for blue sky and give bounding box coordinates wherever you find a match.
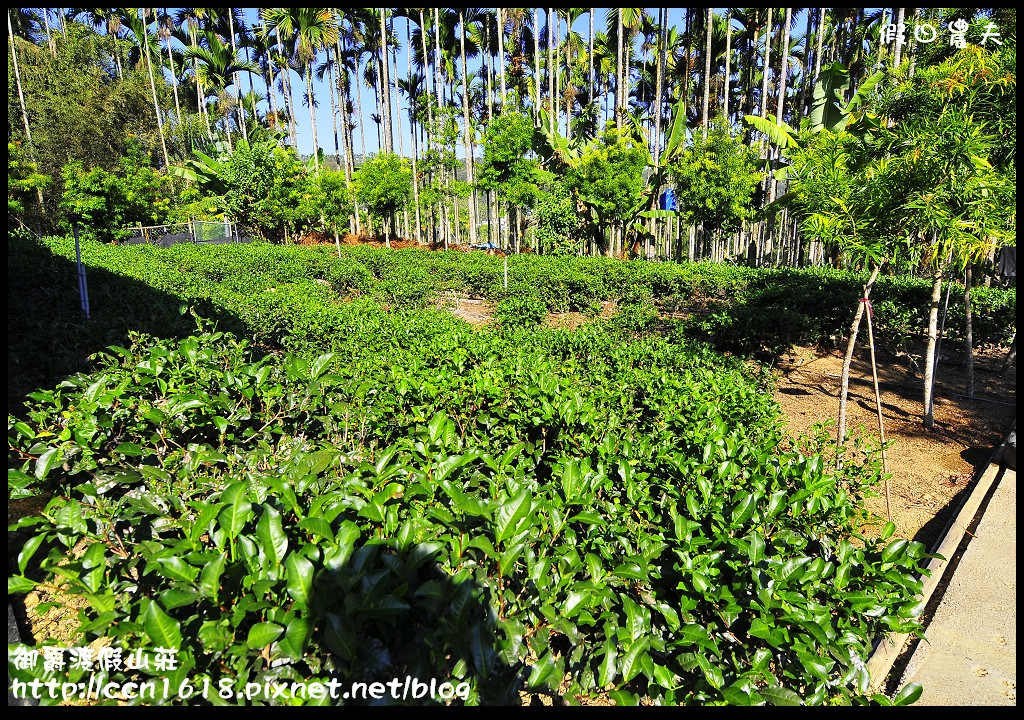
[173,8,822,159]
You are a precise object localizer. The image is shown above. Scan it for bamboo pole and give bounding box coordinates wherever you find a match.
[864,298,892,521]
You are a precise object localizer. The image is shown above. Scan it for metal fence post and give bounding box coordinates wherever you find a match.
[72,221,91,320]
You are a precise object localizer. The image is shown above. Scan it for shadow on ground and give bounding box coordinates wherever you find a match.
[7,233,249,415]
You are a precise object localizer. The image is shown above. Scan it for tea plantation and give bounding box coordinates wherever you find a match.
[9,233,1015,705]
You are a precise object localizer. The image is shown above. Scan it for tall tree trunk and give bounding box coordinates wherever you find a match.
[355,59,366,163]
[682,9,691,117]
[459,10,478,245]
[615,7,624,126]
[419,9,434,151]
[265,25,278,132]
[8,11,34,149]
[922,263,944,429]
[485,12,494,120]
[908,8,921,77]
[306,64,320,171]
[892,7,905,70]
[652,7,666,166]
[770,8,791,207]
[406,17,421,243]
[837,263,882,448]
[589,9,595,111]
[188,24,209,135]
[533,7,541,122]
[43,9,55,55]
[164,22,182,121]
[329,48,341,165]
[796,8,813,121]
[141,9,171,169]
[380,8,392,154]
[228,10,246,140]
[759,10,773,119]
[391,19,403,160]
[497,7,507,105]
[723,10,732,124]
[814,8,825,83]
[702,8,713,135]
[775,9,791,125]
[548,7,556,135]
[965,267,975,398]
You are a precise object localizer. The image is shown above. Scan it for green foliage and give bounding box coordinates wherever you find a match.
[7,236,1015,705]
[477,109,542,209]
[534,182,585,257]
[494,295,548,330]
[59,143,173,241]
[318,170,353,234]
[669,123,762,234]
[353,153,413,234]
[7,140,49,215]
[566,129,649,233]
[7,22,180,225]
[220,141,321,243]
[7,309,927,706]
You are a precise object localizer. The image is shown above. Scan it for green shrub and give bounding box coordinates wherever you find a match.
[494,295,548,330]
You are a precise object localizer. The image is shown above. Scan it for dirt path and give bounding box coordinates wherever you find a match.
[773,342,1016,548]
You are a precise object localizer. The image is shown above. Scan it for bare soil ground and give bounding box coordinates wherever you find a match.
[773,342,1016,548]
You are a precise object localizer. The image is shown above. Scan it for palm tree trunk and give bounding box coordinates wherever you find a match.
[433,7,443,124]
[589,8,594,108]
[391,21,403,160]
[8,11,34,148]
[556,11,562,136]
[459,10,478,245]
[265,32,278,132]
[892,7,905,70]
[419,9,433,152]
[548,7,555,135]
[776,9,791,125]
[743,17,758,120]
[723,10,732,124]
[380,8,392,154]
[140,9,171,169]
[702,9,713,135]
[923,263,944,428]
[42,9,55,55]
[682,9,691,118]
[908,8,921,77]
[652,8,665,165]
[306,65,320,172]
[406,18,421,244]
[796,8,813,121]
[355,58,366,163]
[164,21,182,121]
[228,10,247,140]
[329,49,341,164]
[533,7,541,122]
[814,9,825,82]
[771,8,791,206]
[615,8,623,126]
[497,7,507,105]
[759,10,773,119]
[188,24,208,134]
[485,12,494,120]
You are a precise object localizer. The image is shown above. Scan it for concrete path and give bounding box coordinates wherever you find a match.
[898,467,1016,705]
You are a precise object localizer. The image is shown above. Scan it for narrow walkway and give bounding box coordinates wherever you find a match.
[898,467,1016,705]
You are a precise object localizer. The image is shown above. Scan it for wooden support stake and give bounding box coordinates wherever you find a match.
[865,300,891,522]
